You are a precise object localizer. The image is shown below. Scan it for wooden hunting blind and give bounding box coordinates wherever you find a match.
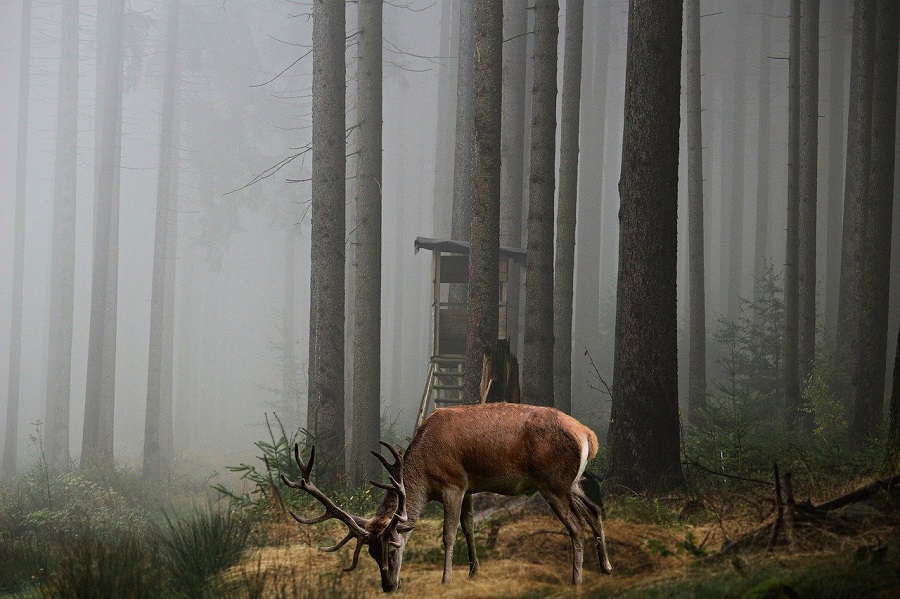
[413,237,526,427]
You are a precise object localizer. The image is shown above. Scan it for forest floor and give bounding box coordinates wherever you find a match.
[223,480,900,598]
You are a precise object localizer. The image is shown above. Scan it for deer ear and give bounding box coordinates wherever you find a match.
[396,522,415,534]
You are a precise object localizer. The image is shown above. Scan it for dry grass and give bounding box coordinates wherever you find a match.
[223,487,899,598]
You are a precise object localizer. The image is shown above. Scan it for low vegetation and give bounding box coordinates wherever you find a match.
[2,275,897,597]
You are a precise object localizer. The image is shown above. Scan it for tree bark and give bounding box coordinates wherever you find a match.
[726,3,747,322]
[753,0,772,302]
[352,0,383,484]
[144,0,180,481]
[572,0,608,419]
[606,0,684,494]
[451,0,475,243]
[798,0,820,434]
[432,0,458,238]
[522,0,558,408]
[685,0,705,427]
[463,0,503,405]
[823,0,848,333]
[837,0,876,406]
[500,0,528,351]
[851,0,898,440]
[83,0,125,468]
[888,323,900,467]
[3,0,34,477]
[783,0,801,432]
[552,0,584,416]
[308,0,347,485]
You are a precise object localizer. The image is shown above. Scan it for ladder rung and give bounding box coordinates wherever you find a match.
[436,398,466,405]
[432,384,463,391]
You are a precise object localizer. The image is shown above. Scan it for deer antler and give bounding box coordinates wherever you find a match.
[280,444,371,571]
[370,440,408,526]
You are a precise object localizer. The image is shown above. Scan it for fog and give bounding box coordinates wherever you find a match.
[1,0,899,472]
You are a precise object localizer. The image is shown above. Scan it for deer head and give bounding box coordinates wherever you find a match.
[280,441,414,593]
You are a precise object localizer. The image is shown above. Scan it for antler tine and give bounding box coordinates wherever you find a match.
[371,441,408,525]
[342,538,365,572]
[287,510,331,526]
[293,443,314,481]
[321,530,355,553]
[280,445,369,539]
[322,531,367,573]
[378,440,403,463]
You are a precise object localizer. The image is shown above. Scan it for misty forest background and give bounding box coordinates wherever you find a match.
[1,0,900,492]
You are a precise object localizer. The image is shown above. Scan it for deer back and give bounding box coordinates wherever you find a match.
[405,403,598,497]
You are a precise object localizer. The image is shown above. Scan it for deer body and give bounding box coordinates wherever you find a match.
[282,403,612,593]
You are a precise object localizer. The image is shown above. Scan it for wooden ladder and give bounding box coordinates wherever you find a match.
[415,356,465,430]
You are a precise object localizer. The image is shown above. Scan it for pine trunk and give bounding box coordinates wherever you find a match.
[685,0,705,427]
[308,0,347,485]
[3,0,34,477]
[522,0,558,407]
[552,0,584,415]
[352,0,383,484]
[606,0,684,494]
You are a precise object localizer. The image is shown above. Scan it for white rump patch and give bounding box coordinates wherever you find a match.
[573,434,589,488]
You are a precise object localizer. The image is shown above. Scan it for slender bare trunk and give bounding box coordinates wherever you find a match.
[798,0,820,434]
[552,0,584,416]
[522,0,558,407]
[685,0,705,427]
[3,0,34,477]
[83,0,125,468]
[784,0,801,431]
[500,0,527,351]
[352,0,383,484]
[308,0,347,485]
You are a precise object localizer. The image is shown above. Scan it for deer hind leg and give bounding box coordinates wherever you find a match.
[460,492,479,578]
[572,486,613,574]
[543,492,586,585]
[441,488,465,584]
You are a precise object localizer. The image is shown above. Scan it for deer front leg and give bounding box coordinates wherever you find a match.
[460,492,479,578]
[441,488,465,584]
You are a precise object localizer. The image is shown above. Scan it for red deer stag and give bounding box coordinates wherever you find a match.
[281,402,612,592]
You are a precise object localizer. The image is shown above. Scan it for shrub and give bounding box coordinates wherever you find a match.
[160,505,253,598]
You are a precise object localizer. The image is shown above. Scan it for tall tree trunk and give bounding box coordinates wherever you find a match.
[851,0,898,440]
[160,147,179,472]
[522,0,558,407]
[308,0,347,485]
[433,0,458,238]
[282,225,298,416]
[837,0,876,395]
[352,0,382,485]
[685,0,705,427]
[798,0,820,434]
[823,0,848,333]
[572,0,608,418]
[3,0,33,477]
[463,0,503,405]
[144,0,180,481]
[606,0,684,493]
[83,0,125,468]
[841,0,877,430]
[783,0,801,432]
[500,0,528,351]
[451,0,475,242]
[753,0,772,302]
[726,3,747,322]
[888,323,900,468]
[552,0,584,416]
